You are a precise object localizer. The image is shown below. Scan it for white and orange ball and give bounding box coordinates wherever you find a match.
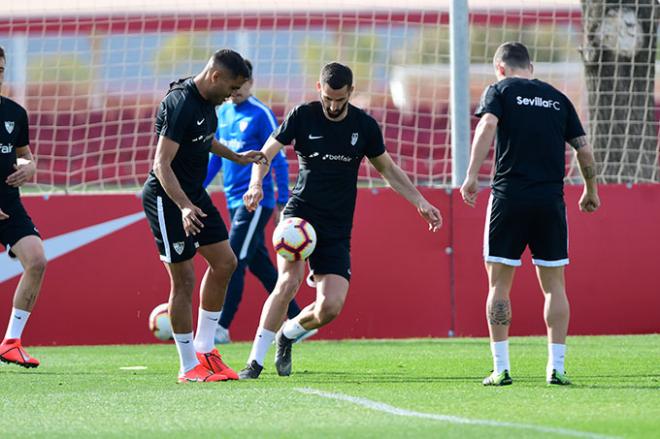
[272,217,317,261]
[148,303,173,341]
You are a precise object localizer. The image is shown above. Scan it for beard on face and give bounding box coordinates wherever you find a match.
[324,100,348,119]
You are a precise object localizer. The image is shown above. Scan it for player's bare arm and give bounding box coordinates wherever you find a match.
[243,136,285,212]
[369,151,442,232]
[5,145,36,188]
[460,113,498,207]
[210,137,268,166]
[153,135,206,236]
[570,135,600,213]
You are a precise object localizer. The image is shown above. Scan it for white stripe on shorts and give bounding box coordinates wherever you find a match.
[483,194,522,267]
[486,256,522,267]
[532,258,569,267]
[156,196,171,263]
[483,194,493,259]
[238,205,262,260]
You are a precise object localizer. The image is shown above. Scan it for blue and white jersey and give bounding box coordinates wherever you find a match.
[204,96,289,210]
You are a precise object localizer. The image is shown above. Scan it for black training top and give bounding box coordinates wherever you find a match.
[475,77,585,200]
[275,102,386,238]
[0,96,30,201]
[145,78,218,201]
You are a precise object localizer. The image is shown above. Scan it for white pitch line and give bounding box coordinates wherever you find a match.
[295,388,621,439]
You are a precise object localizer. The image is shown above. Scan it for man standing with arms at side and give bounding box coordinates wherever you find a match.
[203,59,312,344]
[0,46,48,368]
[461,42,600,386]
[142,49,267,383]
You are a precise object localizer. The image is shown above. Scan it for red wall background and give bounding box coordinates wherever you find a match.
[0,185,658,346]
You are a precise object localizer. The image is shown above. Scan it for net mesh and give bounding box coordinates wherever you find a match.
[0,0,657,193]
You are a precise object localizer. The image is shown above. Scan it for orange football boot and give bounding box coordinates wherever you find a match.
[0,339,40,368]
[177,363,228,383]
[196,348,239,380]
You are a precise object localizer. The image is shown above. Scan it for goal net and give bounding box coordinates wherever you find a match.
[0,0,657,193]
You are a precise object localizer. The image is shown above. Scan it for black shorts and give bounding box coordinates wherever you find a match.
[282,204,351,282]
[484,195,568,267]
[0,197,41,259]
[142,188,228,264]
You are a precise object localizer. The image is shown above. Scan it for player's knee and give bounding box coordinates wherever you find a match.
[276,274,303,299]
[215,252,238,275]
[24,253,47,277]
[226,253,238,273]
[316,301,343,324]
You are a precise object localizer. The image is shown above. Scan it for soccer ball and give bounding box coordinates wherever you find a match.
[272,217,317,261]
[148,303,173,341]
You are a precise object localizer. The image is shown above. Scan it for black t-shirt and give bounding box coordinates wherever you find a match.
[475,77,585,199]
[275,102,386,238]
[145,78,218,201]
[0,96,30,202]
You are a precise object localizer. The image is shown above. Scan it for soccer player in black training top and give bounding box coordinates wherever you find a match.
[460,42,600,386]
[142,49,267,383]
[239,62,443,379]
[0,46,48,369]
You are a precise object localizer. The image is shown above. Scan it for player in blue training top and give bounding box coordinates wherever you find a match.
[203,60,314,345]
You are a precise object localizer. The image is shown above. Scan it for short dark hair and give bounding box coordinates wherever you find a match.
[0,46,5,61]
[244,59,253,80]
[212,49,250,78]
[320,62,353,90]
[493,42,531,70]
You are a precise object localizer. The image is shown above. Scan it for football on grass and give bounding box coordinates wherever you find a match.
[148,303,173,341]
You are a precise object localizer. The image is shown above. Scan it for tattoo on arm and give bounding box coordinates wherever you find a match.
[569,135,587,150]
[488,299,512,326]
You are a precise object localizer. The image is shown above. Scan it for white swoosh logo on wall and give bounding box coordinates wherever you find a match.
[0,212,145,283]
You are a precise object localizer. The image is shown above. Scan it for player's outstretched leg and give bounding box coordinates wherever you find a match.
[196,241,239,379]
[536,265,571,385]
[275,274,348,377]
[483,262,515,386]
[0,236,47,369]
[239,257,305,379]
[284,302,319,344]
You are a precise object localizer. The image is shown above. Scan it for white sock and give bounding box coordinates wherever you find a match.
[282,319,307,340]
[193,308,221,353]
[248,327,276,366]
[4,308,30,340]
[173,332,199,374]
[548,343,566,376]
[491,340,510,374]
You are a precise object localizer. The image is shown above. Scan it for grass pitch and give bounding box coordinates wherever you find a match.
[2,335,659,438]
